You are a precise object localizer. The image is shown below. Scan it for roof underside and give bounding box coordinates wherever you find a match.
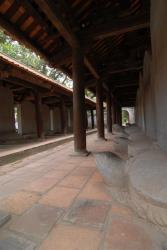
[0,0,150,107]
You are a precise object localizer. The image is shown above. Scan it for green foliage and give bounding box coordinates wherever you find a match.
[85,89,95,99]
[0,30,95,99]
[122,110,129,125]
[0,30,73,87]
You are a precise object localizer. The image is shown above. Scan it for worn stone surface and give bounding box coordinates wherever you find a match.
[0,133,166,249]
[24,176,58,193]
[135,0,167,151]
[71,166,95,176]
[64,199,110,228]
[78,174,112,201]
[112,137,128,158]
[0,230,36,250]
[102,217,165,250]
[39,224,102,250]
[126,145,167,226]
[39,186,79,208]
[9,204,63,241]
[58,175,89,189]
[94,151,127,188]
[0,211,11,227]
[129,148,167,205]
[112,124,124,134]
[0,191,40,215]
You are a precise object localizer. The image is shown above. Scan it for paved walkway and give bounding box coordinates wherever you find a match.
[0,133,166,250]
[0,129,96,166]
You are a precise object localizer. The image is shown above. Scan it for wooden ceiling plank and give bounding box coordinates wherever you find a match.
[20,0,60,39]
[5,1,21,19]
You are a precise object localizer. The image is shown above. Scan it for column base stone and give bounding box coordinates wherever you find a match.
[70,150,89,157]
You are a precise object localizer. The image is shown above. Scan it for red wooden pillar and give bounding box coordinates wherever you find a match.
[34,91,44,138]
[72,46,87,154]
[106,91,112,133]
[90,109,94,129]
[60,99,67,134]
[96,80,105,139]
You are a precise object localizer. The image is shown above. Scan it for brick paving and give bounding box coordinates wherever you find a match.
[0,133,166,249]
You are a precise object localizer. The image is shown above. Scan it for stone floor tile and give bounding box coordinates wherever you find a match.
[0,191,40,215]
[111,205,133,217]
[71,167,95,176]
[39,224,102,250]
[0,179,31,199]
[67,157,85,165]
[79,160,96,168]
[64,199,110,229]
[55,162,78,171]
[44,169,69,180]
[90,172,105,183]
[39,186,79,208]
[9,204,63,242]
[24,176,58,193]
[58,175,88,189]
[0,211,11,227]
[0,230,36,250]
[102,218,153,250]
[78,180,111,201]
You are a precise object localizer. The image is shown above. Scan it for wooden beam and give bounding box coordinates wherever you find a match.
[108,66,142,75]
[34,0,79,48]
[4,77,44,91]
[52,48,71,66]
[35,0,100,79]
[20,0,59,39]
[52,49,100,79]
[83,14,149,40]
[115,83,138,88]
[84,57,99,79]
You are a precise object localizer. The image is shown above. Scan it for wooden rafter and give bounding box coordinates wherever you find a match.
[108,66,142,75]
[83,14,149,40]
[34,0,100,79]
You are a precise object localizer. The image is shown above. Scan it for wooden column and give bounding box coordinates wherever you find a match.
[115,105,122,125]
[85,110,88,130]
[112,100,116,124]
[116,105,119,124]
[34,91,44,138]
[60,99,67,134]
[106,92,112,133]
[118,106,122,126]
[72,46,87,154]
[96,80,105,139]
[90,110,95,129]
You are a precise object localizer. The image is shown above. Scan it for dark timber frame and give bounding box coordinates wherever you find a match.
[0,0,150,152]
